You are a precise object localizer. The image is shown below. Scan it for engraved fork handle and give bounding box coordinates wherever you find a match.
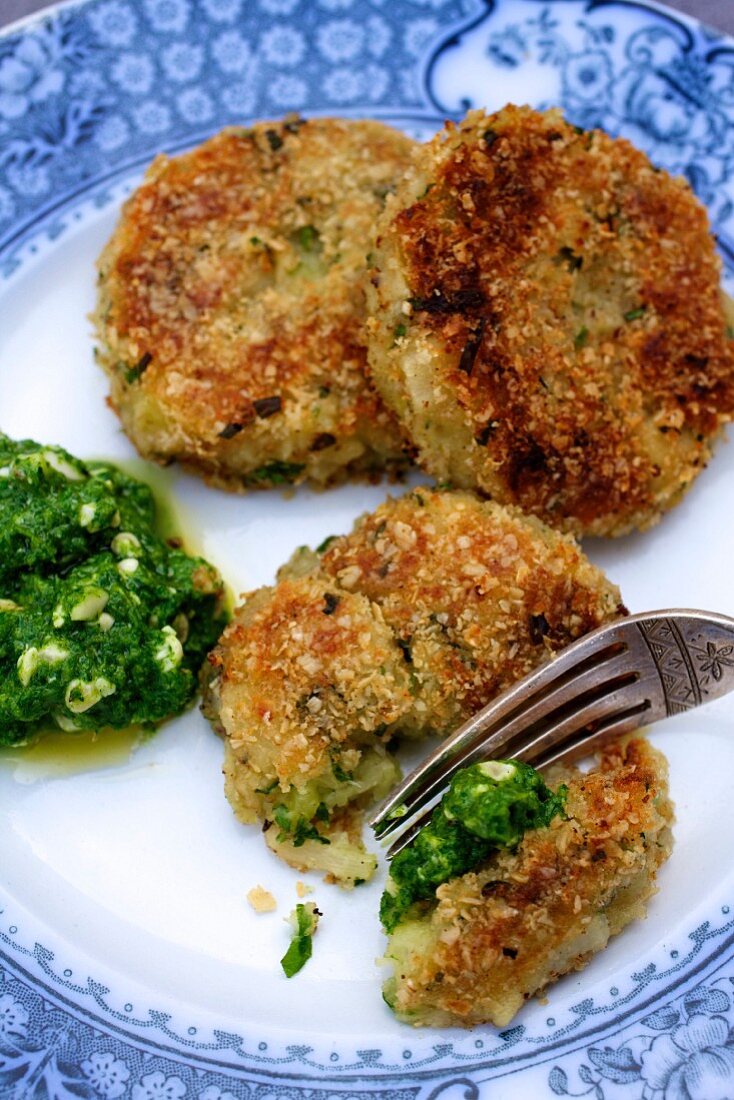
[636,612,734,714]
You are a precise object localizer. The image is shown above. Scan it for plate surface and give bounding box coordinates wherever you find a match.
[3,1,734,1097]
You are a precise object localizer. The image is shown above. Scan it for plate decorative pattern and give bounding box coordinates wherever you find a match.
[3,0,734,1096]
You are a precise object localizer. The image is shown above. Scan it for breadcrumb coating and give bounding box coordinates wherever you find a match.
[383,737,673,1027]
[94,117,414,490]
[204,489,625,883]
[367,105,734,536]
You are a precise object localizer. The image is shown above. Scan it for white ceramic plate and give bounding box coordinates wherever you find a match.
[3,1,734,1097]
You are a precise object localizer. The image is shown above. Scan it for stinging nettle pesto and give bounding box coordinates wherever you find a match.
[380,759,566,933]
[0,433,228,745]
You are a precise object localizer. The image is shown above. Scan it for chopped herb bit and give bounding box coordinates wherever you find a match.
[331,758,353,783]
[255,778,279,795]
[219,422,244,440]
[458,319,486,374]
[316,534,337,554]
[311,432,336,452]
[397,637,413,665]
[253,396,282,419]
[475,421,498,446]
[318,385,331,398]
[624,307,646,322]
[265,129,283,151]
[528,612,550,644]
[250,461,305,485]
[574,326,589,350]
[726,325,734,340]
[322,592,340,615]
[295,224,321,252]
[280,902,321,978]
[482,128,499,147]
[410,289,484,315]
[125,351,152,384]
[273,804,330,847]
[283,116,305,134]
[393,322,407,341]
[573,125,586,135]
[250,236,263,246]
[555,246,583,272]
[418,182,435,198]
[292,819,330,847]
[314,802,330,823]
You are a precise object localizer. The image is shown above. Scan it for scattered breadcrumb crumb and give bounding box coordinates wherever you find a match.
[296,881,313,898]
[247,885,277,913]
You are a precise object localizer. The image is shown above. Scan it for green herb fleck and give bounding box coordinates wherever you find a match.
[125,351,152,384]
[250,461,305,485]
[295,225,321,252]
[331,756,353,783]
[255,778,279,795]
[574,326,589,350]
[624,307,646,322]
[554,246,583,272]
[316,534,337,554]
[280,902,321,978]
[273,804,331,847]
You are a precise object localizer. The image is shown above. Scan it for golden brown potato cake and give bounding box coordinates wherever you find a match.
[383,737,673,1027]
[95,117,415,490]
[203,488,625,884]
[367,104,734,536]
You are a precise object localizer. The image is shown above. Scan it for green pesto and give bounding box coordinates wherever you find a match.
[249,460,306,485]
[380,760,566,932]
[0,433,228,745]
[281,902,321,978]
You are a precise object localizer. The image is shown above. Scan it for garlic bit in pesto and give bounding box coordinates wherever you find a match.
[0,433,228,745]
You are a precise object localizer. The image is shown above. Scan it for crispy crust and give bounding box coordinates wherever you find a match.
[384,738,674,1027]
[368,105,734,536]
[204,488,625,881]
[94,117,415,489]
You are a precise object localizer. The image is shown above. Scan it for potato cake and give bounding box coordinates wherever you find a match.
[367,105,734,536]
[383,737,673,1027]
[94,117,415,490]
[203,488,625,885]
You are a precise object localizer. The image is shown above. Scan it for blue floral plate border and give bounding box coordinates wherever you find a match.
[3,0,734,1097]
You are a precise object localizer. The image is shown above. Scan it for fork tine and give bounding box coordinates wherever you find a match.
[382,676,651,859]
[370,621,631,839]
[530,703,653,771]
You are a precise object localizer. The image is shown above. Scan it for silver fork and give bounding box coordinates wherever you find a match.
[370,609,734,858]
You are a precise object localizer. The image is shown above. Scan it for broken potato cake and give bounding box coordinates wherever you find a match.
[203,488,625,885]
[95,117,414,490]
[367,104,734,536]
[382,738,673,1028]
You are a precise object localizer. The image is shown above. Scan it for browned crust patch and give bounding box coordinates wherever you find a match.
[369,105,734,535]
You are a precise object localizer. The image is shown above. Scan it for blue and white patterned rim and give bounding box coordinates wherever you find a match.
[3,0,734,1095]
